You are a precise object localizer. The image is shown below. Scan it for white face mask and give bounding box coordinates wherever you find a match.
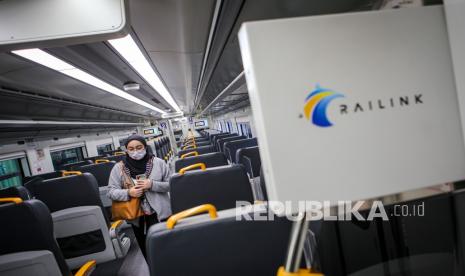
[129,149,146,160]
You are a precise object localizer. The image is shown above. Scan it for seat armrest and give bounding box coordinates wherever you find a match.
[109,220,124,238]
[74,260,96,276]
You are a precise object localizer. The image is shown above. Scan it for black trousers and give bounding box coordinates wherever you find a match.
[132,213,159,260]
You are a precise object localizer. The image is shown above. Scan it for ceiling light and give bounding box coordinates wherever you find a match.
[11,48,164,114]
[123,81,140,91]
[161,111,184,119]
[108,34,181,112]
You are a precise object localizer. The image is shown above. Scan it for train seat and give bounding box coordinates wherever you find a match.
[0,186,31,200]
[146,204,291,276]
[180,140,210,149]
[209,132,229,144]
[224,138,258,163]
[177,145,215,158]
[169,164,254,213]
[174,152,228,173]
[59,160,93,171]
[0,199,96,276]
[22,171,63,184]
[77,161,117,214]
[236,146,263,200]
[212,133,236,146]
[236,146,261,178]
[24,173,130,269]
[217,135,245,152]
[106,155,125,163]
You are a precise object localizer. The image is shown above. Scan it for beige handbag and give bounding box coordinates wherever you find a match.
[111,162,144,220]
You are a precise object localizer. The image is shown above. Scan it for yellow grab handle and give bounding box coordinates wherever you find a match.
[114,151,126,156]
[277,267,324,276]
[95,159,110,164]
[182,145,197,150]
[74,260,97,276]
[180,151,198,159]
[62,171,82,177]
[179,163,206,175]
[166,204,217,230]
[0,197,23,204]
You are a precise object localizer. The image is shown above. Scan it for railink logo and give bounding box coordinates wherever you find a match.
[303,84,424,126]
[303,85,344,127]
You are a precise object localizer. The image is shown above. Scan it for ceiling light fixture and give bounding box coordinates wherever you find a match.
[108,34,181,113]
[11,48,164,114]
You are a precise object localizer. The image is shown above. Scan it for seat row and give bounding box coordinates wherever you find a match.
[150,136,173,161]
[175,131,265,200]
[0,172,131,275]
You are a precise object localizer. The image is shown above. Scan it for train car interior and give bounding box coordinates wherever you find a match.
[1,0,465,275]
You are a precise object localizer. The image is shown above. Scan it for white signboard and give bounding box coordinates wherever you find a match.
[0,0,127,48]
[239,6,465,213]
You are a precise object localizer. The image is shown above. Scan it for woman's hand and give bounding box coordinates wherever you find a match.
[128,186,144,198]
[136,179,152,191]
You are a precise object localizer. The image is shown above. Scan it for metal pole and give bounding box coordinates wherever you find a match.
[166,119,177,156]
[284,212,310,273]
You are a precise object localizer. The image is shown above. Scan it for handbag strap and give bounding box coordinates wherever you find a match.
[119,161,134,189]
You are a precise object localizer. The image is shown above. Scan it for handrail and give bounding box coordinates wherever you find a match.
[166,204,217,230]
[0,197,23,204]
[180,151,198,159]
[62,171,83,177]
[179,163,206,175]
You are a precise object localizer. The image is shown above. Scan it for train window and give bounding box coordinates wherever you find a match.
[50,147,86,171]
[219,121,224,132]
[0,157,29,189]
[97,143,114,155]
[119,138,128,150]
[238,122,253,138]
[226,121,233,133]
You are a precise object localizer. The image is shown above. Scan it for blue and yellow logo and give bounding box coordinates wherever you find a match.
[304,85,344,127]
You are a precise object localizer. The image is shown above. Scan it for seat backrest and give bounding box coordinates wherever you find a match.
[84,155,106,162]
[217,135,246,152]
[336,192,456,275]
[146,206,291,276]
[25,173,109,224]
[209,132,228,143]
[0,199,71,275]
[169,164,254,213]
[453,188,465,274]
[23,171,63,184]
[215,135,238,151]
[174,152,228,173]
[0,186,31,200]
[154,141,162,158]
[212,133,236,145]
[178,145,214,158]
[78,162,116,187]
[224,138,258,163]
[59,160,93,171]
[237,146,261,178]
[106,154,125,163]
[159,138,167,157]
[191,141,211,147]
